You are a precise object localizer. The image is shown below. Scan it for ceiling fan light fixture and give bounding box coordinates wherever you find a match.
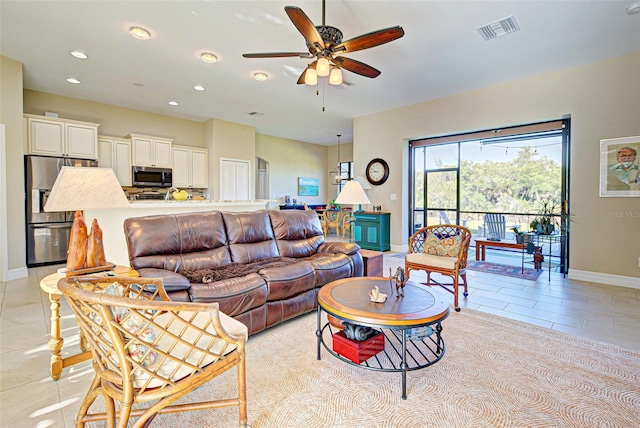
[316,57,330,76]
[304,67,318,85]
[329,67,342,85]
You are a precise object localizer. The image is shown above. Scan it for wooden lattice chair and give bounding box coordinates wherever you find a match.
[58,276,248,428]
[323,210,342,236]
[341,213,352,239]
[405,224,472,312]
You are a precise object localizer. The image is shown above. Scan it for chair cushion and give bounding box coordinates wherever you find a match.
[133,308,248,388]
[93,282,158,368]
[422,232,462,257]
[407,253,458,270]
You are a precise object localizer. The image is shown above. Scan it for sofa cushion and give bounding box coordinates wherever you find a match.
[258,261,316,301]
[269,210,325,257]
[188,273,268,317]
[124,211,231,271]
[223,211,279,263]
[304,253,353,287]
[134,268,190,292]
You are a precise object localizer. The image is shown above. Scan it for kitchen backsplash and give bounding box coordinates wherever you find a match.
[123,187,204,200]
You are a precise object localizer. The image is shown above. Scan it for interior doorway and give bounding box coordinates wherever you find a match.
[255,157,269,200]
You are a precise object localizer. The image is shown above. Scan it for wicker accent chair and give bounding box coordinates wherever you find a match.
[405,224,472,312]
[323,210,342,236]
[341,213,352,239]
[58,276,248,428]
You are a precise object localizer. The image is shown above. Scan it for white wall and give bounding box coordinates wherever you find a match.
[354,53,640,280]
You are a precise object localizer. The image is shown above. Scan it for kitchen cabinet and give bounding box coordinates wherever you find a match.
[127,133,173,168]
[98,136,132,186]
[25,114,99,159]
[172,145,208,188]
[354,212,391,251]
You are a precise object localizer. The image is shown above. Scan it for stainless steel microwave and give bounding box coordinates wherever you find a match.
[132,166,173,188]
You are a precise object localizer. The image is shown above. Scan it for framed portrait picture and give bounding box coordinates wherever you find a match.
[599,136,640,197]
[298,177,319,196]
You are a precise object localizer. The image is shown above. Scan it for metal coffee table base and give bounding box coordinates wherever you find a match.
[316,308,446,399]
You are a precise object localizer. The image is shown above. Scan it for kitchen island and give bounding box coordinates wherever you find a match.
[85,200,270,266]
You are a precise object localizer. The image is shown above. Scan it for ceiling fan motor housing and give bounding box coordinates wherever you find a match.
[306,25,343,50]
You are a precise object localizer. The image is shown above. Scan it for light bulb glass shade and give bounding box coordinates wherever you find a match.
[44,167,129,212]
[254,72,268,81]
[334,180,372,205]
[200,52,218,63]
[329,67,342,85]
[354,176,373,190]
[304,67,318,85]
[316,57,330,76]
[329,165,348,185]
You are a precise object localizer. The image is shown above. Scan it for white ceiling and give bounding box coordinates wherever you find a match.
[2,1,639,145]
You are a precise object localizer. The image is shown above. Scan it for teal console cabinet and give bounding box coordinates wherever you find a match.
[353,212,391,252]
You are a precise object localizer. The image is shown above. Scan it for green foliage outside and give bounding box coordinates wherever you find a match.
[414,147,562,234]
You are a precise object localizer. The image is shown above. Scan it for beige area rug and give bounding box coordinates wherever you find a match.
[89,309,640,427]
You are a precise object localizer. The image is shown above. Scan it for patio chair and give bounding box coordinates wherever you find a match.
[484,213,506,241]
[58,276,248,428]
[405,224,471,312]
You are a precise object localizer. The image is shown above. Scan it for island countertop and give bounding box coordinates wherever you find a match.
[86,200,271,266]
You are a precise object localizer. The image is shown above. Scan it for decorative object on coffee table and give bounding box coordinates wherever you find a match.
[369,285,387,302]
[389,266,406,297]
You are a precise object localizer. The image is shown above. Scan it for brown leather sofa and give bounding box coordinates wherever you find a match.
[124,209,363,335]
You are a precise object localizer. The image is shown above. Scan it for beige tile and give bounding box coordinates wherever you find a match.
[0,378,67,428]
[0,320,49,353]
[0,344,52,391]
[504,303,584,329]
[474,289,537,307]
[476,306,554,329]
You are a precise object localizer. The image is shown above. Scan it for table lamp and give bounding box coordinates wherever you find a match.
[353,176,372,212]
[334,180,371,243]
[44,167,129,274]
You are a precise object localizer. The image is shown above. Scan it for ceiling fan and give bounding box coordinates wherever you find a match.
[242,0,405,86]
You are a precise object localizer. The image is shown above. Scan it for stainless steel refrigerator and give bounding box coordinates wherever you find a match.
[25,155,98,266]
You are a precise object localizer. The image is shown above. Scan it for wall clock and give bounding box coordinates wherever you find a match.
[366,158,389,185]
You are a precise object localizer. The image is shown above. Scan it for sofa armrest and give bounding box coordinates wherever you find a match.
[318,241,360,256]
[135,268,191,292]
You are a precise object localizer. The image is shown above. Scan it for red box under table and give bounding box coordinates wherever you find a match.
[332,329,385,364]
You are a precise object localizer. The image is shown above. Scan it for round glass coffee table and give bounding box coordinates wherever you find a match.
[317,277,450,399]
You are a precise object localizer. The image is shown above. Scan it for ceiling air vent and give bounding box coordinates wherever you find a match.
[247,111,264,116]
[476,15,521,41]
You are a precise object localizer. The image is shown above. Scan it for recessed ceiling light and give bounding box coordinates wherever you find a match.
[130,26,150,40]
[66,78,80,84]
[70,51,87,59]
[200,52,217,63]
[626,1,640,14]
[193,85,205,91]
[168,101,178,106]
[254,72,268,81]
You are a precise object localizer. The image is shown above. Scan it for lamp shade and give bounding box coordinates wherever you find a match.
[304,67,318,85]
[329,67,342,85]
[334,180,371,205]
[354,176,373,190]
[44,167,129,212]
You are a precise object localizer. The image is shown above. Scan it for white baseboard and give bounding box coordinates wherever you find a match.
[5,266,28,281]
[390,244,408,254]
[569,269,640,290]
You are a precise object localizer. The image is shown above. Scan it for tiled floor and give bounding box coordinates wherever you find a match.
[1,250,638,427]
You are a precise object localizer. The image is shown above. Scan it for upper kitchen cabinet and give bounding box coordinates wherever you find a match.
[127,133,173,168]
[98,136,132,186]
[172,145,208,188]
[25,114,99,159]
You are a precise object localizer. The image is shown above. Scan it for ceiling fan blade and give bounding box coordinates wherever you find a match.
[243,52,312,59]
[333,26,405,54]
[285,6,324,52]
[332,57,381,78]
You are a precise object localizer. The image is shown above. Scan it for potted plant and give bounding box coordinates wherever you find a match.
[511,227,526,244]
[531,201,558,235]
